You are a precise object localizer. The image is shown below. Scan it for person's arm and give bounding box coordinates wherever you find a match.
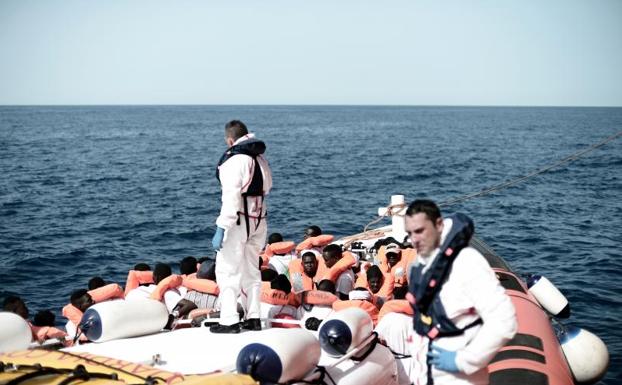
[216,155,250,230]
[454,249,517,374]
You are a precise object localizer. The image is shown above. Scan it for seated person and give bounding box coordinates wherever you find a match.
[3,295,29,319]
[297,279,338,330]
[363,265,394,307]
[289,250,322,292]
[183,259,219,310]
[260,274,298,328]
[126,263,196,317]
[268,232,284,244]
[180,256,198,276]
[88,276,106,291]
[323,244,355,300]
[304,225,322,240]
[65,289,95,338]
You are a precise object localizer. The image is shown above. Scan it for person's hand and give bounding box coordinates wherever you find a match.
[212,227,225,251]
[427,344,459,372]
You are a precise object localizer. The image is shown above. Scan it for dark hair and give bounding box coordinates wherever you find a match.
[153,263,172,284]
[225,120,248,141]
[317,279,336,294]
[271,274,292,293]
[267,233,284,244]
[261,268,278,282]
[2,295,24,311]
[305,225,322,237]
[301,251,317,261]
[197,259,216,280]
[134,263,151,271]
[33,310,55,327]
[322,244,342,259]
[406,199,442,223]
[180,256,198,275]
[366,265,383,280]
[70,289,89,307]
[88,276,106,291]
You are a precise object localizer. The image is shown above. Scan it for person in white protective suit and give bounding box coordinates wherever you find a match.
[210,120,273,334]
[404,199,517,385]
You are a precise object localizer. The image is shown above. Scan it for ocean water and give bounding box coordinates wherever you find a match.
[1,105,621,383]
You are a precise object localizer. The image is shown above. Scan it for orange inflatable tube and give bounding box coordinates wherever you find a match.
[487,269,573,385]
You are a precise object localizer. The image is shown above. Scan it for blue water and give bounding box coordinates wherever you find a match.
[1,106,621,383]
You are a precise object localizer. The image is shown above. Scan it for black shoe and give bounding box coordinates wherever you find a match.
[210,323,241,334]
[241,318,262,331]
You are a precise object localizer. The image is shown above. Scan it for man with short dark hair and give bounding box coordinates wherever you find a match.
[303,225,322,239]
[3,295,29,319]
[322,244,355,300]
[211,120,273,333]
[405,199,516,385]
[180,256,198,276]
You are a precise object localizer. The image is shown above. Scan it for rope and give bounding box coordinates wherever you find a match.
[439,130,622,207]
[360,130,622,232]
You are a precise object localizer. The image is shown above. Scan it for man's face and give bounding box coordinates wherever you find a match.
[302,254,319,277]
[405,213,443,257]
[323,253,338,268]
[368,276,383,294]
[386,252,401,267]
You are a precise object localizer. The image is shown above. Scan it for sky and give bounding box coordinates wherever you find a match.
[1,0,621,106]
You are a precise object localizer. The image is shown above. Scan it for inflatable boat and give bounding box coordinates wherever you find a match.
[0,195,608,385]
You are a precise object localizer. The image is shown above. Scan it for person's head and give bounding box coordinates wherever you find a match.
[153,263,172,284]
[385,243,402,268]
[317,279,336,294]
[267,233,283,244]
[366,265,384,294]
[271,274,292,293]
[70,289,94,312]
[302,251,319,278]
[405,199,444,257]
[133,263,151,271]
[180,256,198,275]
[224,120,248,147]
[322,244,342,268]
[197,259,216,280]
[3,295,29,319]
[261,268,278,282]
[304,225,322,239]
[33,310,55,327]
[88,276,106,291]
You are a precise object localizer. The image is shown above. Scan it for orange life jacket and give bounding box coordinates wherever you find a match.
[378,299,414,322]
[288,258,328,293]
[378,246,417,287]
[260,282,299,306]
[354,270,395,299]
[303,290,339,306]
[62,283,125,327]
[321,251,357,282]
[182,273,219,295]
[124,270,154,296]
[295,234,335,253]
[30,324,68,343]
[332,299,380,326]
[150,274,183,301]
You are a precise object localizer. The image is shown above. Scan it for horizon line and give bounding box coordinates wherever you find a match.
[1,103,621,108]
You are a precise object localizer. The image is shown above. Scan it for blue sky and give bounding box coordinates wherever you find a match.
[1,0,621,106]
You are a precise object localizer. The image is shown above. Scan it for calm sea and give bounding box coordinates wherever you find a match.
[1,106,621,383]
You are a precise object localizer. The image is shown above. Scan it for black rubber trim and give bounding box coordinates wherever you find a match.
[490,368,549,385]
[495,272,527,293]
[505,333,544,351]
[490,349,546,364]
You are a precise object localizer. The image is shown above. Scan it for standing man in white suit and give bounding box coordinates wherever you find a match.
[210,120,273,333]
[405,199,517,385]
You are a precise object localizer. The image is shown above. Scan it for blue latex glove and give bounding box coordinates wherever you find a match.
[427,344,459,373]
[212,227,225,251]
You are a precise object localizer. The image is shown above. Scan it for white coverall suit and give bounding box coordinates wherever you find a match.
[409,219,518,385]
[215,133,273,326]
